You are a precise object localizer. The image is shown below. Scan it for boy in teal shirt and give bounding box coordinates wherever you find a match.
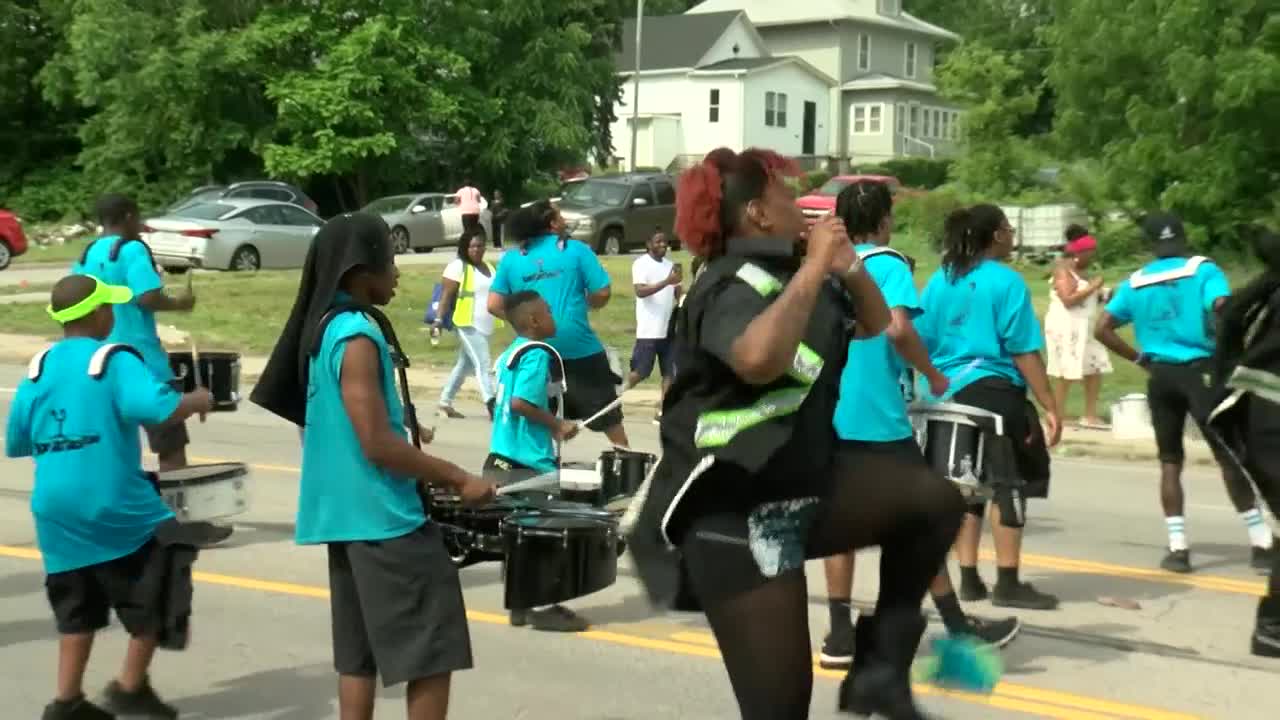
[486,290,585,632]
[6,275,212,720]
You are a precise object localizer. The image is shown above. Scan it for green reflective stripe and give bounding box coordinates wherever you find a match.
[787,343,823,385]
[736,263,783,297]
[694,387,809,449]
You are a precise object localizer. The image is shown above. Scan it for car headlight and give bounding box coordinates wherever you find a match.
[572,217,594,232]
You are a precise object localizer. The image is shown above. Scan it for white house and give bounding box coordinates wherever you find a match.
[611,11,835,172]
[684,0,963,165]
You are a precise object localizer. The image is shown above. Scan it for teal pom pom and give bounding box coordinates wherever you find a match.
[912,635,1003,694]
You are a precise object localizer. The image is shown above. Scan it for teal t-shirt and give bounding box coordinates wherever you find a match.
[72,236,172,381]
[5,338,180,573]
[1105,257,1229,363]
[916,259,1044,396]
[490,234,611,360]
[296,310,426,544]
[834,246,920,442]
[490,337,558,472]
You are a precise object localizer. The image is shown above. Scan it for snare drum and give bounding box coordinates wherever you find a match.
[597,448,656,508]
[156,462,250,522]
[909,403,1005,501]
[168,351,241,411]
[502,508,619,610]
[558,461,603,506]
[429,491,511,565]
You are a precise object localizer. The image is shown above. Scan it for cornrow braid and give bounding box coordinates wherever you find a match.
[835,180,893,238]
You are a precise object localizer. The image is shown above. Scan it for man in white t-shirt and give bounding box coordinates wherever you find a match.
[628,230,682,421]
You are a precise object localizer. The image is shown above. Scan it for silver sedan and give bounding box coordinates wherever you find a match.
[143,198,323,272]
[364,193,493,254]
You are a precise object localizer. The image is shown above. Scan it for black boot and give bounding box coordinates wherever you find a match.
[1253,596,1280,658]
[839,611,931,719]
[838,614,878,714]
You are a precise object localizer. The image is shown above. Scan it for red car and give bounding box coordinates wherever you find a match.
[0,210,29,270]
[796,174,904,224]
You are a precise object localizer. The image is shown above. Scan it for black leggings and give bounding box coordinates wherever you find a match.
[681,446,965,719]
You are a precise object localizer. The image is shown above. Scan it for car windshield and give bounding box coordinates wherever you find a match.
[560,180,629,208]
[364,195,415,214]
[169,189,224,211]
[171,203,235,220]
[816,179,853,196]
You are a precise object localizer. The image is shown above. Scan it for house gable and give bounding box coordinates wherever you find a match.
[685,0,959,42]
[616,11,763,74]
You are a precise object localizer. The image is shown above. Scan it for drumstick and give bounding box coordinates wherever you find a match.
[570,393,628,435]
[495,473,561,496]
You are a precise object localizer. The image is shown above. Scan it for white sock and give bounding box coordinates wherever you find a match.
[1166,516,1188,551]
[1241,508,1274,548]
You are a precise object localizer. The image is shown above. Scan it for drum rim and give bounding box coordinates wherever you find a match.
[501,509,615,530]
[156,463,248,488]
[599,449,658,460]
[909,401,1002,420]
[168,351,242,359]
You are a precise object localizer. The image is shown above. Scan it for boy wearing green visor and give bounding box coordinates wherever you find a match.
[6,275,213,720]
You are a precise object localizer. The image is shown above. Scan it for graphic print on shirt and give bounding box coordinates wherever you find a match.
[33,408,102,456]
[1150,284,1181,324]
[521,258,563,284]
[944,281,977,333]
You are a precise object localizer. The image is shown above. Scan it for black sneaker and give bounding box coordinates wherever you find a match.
[101,678,177,719]
[1161,549,1192,574]
[513,605,589,633]
[1253,597,1280,658]
[188,521,234,548]
[959,576,989,603]
[819,624,855,669]
[42,697,115,720]
[1250,542,1277,574]
[952,615,1021,648]
[992,582,1059,610]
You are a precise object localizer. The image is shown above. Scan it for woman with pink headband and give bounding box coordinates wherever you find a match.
[1044,224,1113,428]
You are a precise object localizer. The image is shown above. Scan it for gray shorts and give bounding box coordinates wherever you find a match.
[327,523,473,686]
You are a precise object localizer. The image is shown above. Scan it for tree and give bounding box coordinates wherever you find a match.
[1046,0,1280,245]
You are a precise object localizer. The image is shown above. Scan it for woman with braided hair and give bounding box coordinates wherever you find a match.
[916,204,1063,612]
[626,148,965,719]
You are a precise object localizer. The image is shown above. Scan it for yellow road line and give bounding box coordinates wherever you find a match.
[210,454,1268,599]
[0,544,1200,720]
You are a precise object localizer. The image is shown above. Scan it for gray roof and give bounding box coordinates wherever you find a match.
[616,11,742,72]
[693,57,779,72]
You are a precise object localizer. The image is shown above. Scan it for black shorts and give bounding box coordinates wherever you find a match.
[46,540,173,636]
[839,437,928,464]
[952,377,1051,501]
[1147,360,1221,464]
[327,523,473,686]
[630,338,675,381]
[562,352,624,432]
[482,453,544,487]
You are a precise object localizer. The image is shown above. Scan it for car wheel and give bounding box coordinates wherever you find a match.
[231,245,261,271]
[164,266,190,275]
[0,240,11,271]
[599,228,623,256]
[391,226,412,254]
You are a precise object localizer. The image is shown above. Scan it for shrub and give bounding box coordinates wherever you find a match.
[894,186,971,250]
[802,170,832,193]
[858,157,954,189]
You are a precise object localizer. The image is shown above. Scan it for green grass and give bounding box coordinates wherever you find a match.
[11,239,92,266]
[0,239,1257,420]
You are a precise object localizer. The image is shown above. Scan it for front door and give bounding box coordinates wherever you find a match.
[802,101,817,156]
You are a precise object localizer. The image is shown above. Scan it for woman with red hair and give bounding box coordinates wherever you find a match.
[625,148,964,719]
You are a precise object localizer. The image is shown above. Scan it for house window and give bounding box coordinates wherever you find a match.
[905,42,917,79]
[896,104,905,134]
[932,109,941,138]
[922,108,932,138]
[858,34,871,71]
[851,104,883,135]
[869,105,882,133]
[909,106,920,137]
[709,89,720,123]
[939,112,949,140]
[853,106,866,134]
[951,111,961,139]
[766,91,788,128]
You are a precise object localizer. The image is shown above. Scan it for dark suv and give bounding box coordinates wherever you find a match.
[170,181,319,216]
[556,173,678,254]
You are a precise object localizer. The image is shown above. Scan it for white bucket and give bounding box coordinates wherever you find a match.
[1111,394,1153,440]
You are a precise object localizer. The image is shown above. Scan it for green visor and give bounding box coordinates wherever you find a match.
[47,277,133,324]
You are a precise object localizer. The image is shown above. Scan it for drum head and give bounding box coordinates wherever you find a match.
[504,510,613,531]
[157,463,247,487]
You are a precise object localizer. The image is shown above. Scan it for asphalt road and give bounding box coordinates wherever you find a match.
[0,248,479,288]
[0,362,1277,719]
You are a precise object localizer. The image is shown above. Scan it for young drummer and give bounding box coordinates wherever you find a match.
[6,275,213,720]
[252,213,492,720]
[820,182,1021,671]
[487,290,588,632]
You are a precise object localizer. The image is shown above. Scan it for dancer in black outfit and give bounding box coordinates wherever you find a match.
[626,147,965,720]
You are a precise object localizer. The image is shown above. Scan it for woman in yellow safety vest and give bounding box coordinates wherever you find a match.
[435,229,503,419]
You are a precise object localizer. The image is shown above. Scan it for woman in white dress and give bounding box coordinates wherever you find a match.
[1045,226,1113,428]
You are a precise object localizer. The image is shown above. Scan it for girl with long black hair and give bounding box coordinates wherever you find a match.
[626,148,964,719]
[917,204,1063,611]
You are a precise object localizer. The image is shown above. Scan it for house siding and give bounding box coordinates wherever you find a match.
[842,88,961,163]
[698,15,770,66]
[610,73,747,169]
[742,63,831,157]
[840,23,936,84]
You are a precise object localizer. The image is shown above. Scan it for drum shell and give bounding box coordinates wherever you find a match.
[502,512,618,609]
[916,415,987,500]
[598,450,656,505]
[156,463,250,522]
[168,351,241,412]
